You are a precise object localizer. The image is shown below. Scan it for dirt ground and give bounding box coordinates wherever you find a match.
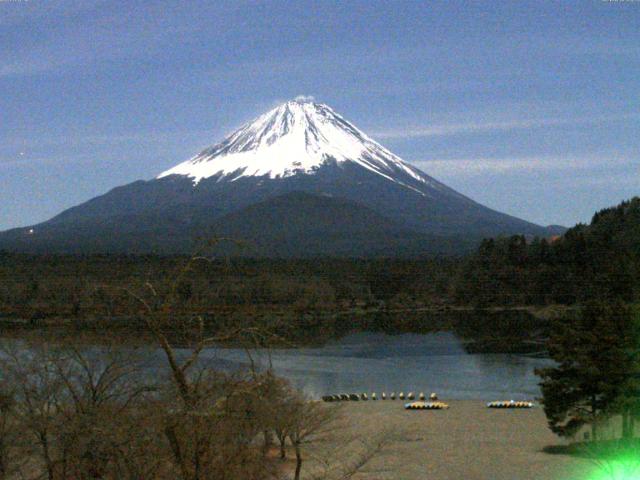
[302,400,596,480]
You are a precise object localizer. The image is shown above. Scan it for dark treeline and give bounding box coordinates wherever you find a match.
[456,197,640,306]
[1,197,639,324]
[0,255,459,322]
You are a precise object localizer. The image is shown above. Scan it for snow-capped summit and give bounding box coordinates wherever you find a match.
[157,99,435,193]
[0,98,557,255]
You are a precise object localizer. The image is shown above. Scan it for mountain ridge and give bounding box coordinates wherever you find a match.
[0,99,563,256]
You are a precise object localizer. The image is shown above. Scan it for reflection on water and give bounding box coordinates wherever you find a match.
[194,331,552,400]
[1,310,553,400]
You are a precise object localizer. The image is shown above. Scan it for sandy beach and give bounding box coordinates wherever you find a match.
[301,400,595,480]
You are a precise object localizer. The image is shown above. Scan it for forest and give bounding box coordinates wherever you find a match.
[455,197,640,306]
[1,197,638,326]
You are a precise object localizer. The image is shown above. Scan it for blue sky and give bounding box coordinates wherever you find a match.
[1,0,638,230]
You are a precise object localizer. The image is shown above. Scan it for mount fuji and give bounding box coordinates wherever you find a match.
[0,99,562,256]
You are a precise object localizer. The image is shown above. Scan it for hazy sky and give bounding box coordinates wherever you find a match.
[1,0,638,230]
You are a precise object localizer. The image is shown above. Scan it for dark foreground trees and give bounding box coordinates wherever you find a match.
[0,336,347,480]
[0,249,349,480]
[537,301,640,441]
[0,339,161,480]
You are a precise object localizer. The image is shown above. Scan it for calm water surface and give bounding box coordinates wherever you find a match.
[193,331,551,400]
[2,328,552,400]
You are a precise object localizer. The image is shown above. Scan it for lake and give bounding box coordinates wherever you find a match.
[1,311,553,400]
[191,330,552,400]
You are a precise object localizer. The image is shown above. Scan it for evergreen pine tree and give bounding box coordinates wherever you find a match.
[536,301,639,440]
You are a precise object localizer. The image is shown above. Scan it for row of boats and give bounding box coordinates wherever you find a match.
[321,394,535,409]
[404,400,533,410]
[404,401,449,410]
[404,400,534,410]
[486,400,534,409]
[322,392,435,402]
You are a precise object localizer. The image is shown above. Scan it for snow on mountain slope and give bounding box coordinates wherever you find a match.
[0,98,558,255]
[157,99,443,195]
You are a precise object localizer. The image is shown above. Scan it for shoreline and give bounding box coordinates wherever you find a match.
[0,303,569,328]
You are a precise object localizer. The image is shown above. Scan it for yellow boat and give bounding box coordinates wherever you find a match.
[487,400,534,409]
[404,401,449,410]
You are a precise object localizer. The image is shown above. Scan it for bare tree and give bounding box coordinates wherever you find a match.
[122,249,281,480]
[287,395,341,480]
[1,342,63,480]
[51,340,158,480]
[0,337,159,480]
